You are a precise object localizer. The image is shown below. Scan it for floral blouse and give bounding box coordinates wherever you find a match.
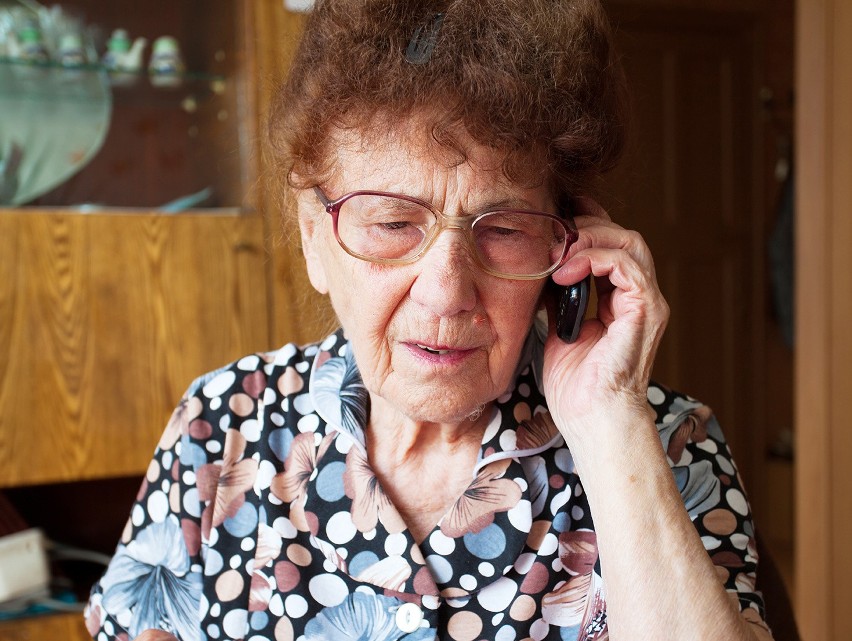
[86,326,770,641]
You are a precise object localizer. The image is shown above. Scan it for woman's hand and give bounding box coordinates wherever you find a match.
[542,199,669,446]
[134,631,179,641]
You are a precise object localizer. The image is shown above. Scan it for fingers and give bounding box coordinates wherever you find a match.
[552,206,668,331]
[554,220,658,291]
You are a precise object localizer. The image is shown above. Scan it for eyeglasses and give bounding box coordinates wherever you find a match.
[313,187,577,280]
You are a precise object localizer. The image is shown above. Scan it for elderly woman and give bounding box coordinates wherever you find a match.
[86,1,774,640]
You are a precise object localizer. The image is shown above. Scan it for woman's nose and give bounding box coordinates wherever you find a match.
[409,229,477,317]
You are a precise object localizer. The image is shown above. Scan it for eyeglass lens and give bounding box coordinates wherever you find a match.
[335,194,569,277]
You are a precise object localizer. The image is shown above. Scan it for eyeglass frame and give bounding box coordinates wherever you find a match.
[312,186,578,281]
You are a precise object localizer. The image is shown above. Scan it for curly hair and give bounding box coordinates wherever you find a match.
[268,0,628,203]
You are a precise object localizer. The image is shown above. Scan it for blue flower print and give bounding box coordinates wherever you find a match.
[304,592,436,641]
[99,515,201,641]
[311,349,369,446]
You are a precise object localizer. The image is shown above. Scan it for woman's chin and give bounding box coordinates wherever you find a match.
[371,384,494,427]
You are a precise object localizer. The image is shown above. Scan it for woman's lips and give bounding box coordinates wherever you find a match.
[404,342,476,363]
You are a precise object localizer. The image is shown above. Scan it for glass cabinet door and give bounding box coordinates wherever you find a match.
[0,0,248,210]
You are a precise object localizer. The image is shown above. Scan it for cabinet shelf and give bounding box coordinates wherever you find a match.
[0,57,227,105]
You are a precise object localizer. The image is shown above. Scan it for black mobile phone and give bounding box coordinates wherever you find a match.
[552,276,591,343]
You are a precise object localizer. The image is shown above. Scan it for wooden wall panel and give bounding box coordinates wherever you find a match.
[250,0,335,347]
[606,11,761,489]
[0,212,268,486]
[795,0,852,639]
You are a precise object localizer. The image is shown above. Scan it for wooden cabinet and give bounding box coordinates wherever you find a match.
[0,611,91,641]
[0,211,269,486]
[0,1,325,636]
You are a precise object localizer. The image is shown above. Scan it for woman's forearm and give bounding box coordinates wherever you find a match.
[567,408,772,641]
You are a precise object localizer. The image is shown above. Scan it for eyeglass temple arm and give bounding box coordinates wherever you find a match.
[313,186,332,209]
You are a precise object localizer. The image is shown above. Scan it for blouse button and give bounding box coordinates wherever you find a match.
[395,602,424,633]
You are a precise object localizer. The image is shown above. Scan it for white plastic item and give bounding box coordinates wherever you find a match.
[0,528,50,603]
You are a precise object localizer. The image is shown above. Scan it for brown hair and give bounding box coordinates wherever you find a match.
[268,0,628,203]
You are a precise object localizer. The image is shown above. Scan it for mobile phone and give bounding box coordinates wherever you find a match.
[552,276,591,343]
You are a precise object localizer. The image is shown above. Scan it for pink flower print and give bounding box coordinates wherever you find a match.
[516,411,559,450]
[270,432,332,532]
[343,446,407,534]
[440,458,522,538]
[209,430,258,528]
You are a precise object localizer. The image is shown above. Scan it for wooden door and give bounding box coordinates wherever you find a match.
[603,0,795,584]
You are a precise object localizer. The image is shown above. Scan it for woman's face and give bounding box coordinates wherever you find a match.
[297,124,552,424]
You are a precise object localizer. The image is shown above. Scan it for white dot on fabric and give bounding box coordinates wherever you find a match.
[297,413,320,433]
[481,409,502,443]
[426,555,453,583]
[429,530,456,555]
[478,562,495,577]
[701,536,721,550]
[646,385,666,405]
[421,595,440,610]
[240,419,261,442]
[238,355,260,371]
[460,574,478,591]
[385,532,408,556]
[268,594,284,617]
[131,504,145,526]
[295,361,310,373]
[492,613,504,627]
[293,393,314,416]
[277,343,298,362]
[726,488,749,516]
[538,533,559,557]
[326,511,357,545]
[222,609,248,639]
[476,576,517,613]
[716,454,736,475]
[146,491,169,523]
[285,594,309,618]
[206,440,222,454]
[205,624,220,639]
[183,488,201,518]
[308,574,349,607]
[499,429,518,451]
[256,460,277,491]
[696,439,718,454]
[263,387,277,405]
[203,371,236,398]
[530,618,550,641]
[229,554,242,569]
[273,516,298,540]
[513,553,536,575]
[495,624,517,641]
[507,500,532,532]
[549,489,571,517]
[731,533,750,550]
[240,538,255,552]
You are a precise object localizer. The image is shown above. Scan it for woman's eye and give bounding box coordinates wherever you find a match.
[378,220,413,231]
[487,226,520,236]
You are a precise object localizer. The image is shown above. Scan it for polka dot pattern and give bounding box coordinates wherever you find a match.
[86,330,768,641]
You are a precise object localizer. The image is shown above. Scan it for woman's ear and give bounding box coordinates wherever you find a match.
[296,192,330,295]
